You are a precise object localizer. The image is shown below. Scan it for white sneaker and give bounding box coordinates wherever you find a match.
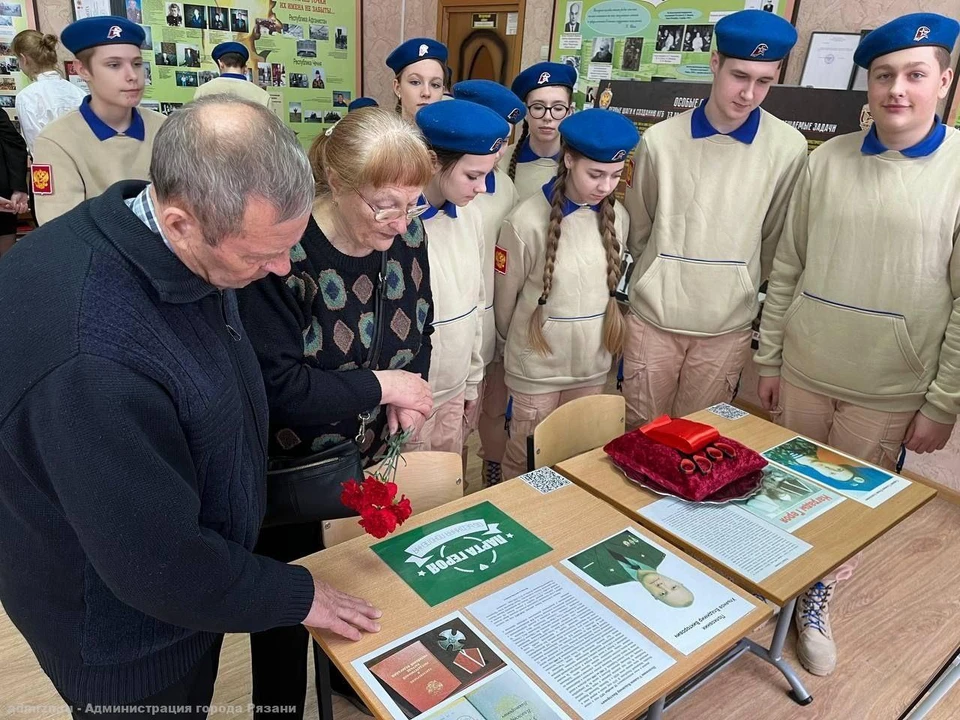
[794,581,837,676]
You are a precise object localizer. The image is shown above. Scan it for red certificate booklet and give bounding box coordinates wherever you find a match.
[369,640,462,713]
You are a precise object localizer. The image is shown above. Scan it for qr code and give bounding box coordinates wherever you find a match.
[520,467,572,494]
[705,403,749,420]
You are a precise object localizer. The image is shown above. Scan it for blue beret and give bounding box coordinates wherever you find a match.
[510,62,576,101]
[453,79,526,125]
[61,16,145,54]
[559,109,639,163]
[415,99,510,155]
[715,10,797,62]
[386,38,448,74]
[854,13,959,68]
[211,41,248,63]
[348,97,379,112]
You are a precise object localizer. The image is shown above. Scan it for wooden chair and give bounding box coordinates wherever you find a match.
[321,451,464,547]
[528,394,626,471]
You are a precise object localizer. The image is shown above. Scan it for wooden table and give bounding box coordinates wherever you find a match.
[298,478,771,720]
[554,408,937,705]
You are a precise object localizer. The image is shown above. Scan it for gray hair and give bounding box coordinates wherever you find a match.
[150,95,314,246]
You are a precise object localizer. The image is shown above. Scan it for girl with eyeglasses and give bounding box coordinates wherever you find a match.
[406,99,510,455]
[500,62,577,201]
[496,109,638,479]
[237,107,437,717]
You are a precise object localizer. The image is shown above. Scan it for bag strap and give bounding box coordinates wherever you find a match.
[364,250,388,369]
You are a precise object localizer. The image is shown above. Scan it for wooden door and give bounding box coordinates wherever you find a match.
[438,0,524,86]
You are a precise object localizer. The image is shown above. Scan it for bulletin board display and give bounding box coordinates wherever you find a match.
[130,0,359,146]
[550,0,792,109]
[0,0,36,120]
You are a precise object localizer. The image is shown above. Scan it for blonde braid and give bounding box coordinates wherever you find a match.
[599,195,625,355]
[527,162,567,356]
[508,122,529,182]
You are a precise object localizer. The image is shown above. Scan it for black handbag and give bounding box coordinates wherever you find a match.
[262,251,388,528]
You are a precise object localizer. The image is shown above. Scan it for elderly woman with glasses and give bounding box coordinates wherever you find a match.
[236,107,436,717]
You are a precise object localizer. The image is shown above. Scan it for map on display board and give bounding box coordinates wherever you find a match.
[99,0,358,146]
[0,0,32,120]
[550,0,789,109]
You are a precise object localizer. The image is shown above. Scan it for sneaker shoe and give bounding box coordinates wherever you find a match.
[794,581,837,676]
[483,461,503,488]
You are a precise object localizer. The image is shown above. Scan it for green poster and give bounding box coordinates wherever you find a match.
[551,0,789,108]
[137,0,358,147]
[372,502,552,607]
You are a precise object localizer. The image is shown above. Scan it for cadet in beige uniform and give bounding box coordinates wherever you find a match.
[499,62,576,201]
[756,13,960,676]
[497,109,638,479]
[31,16,164,225]
[193,41,271,106]
[622,10,806,428]
[408,99,509,455]
[452,79,524,487]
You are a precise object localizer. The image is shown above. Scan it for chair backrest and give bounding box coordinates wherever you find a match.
[530,394,626,470]
[321,451,464,547]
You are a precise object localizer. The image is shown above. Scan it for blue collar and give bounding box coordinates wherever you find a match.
[516,137,562,164]
[418,194,458,220]
[860,117,946,158]
[691,101,760,144]
[79,95,145,141]
[220,72,247,80]
[541,177,600,217]
[485,171,496,193]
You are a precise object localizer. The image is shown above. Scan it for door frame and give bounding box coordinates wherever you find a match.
[437,0,526,84]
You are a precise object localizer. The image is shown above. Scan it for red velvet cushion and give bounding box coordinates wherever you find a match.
[603,428,767,502]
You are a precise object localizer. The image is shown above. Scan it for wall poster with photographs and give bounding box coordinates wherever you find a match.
[0,0,31,120]
[550,0,792,109]
[100,0,360,146]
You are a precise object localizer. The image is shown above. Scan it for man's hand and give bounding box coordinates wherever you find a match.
[757,376,780,412]
[302,576,382,641]
[903,412,955,454]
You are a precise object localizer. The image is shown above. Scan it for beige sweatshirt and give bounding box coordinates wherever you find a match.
[498,142,559,202]
[33,107,166,225]
[471,168,520,366]
[624,107,808,336]
[192,76,272,106]
[755,127,960,423]
[496,190,629,395]
[424,201,486,406]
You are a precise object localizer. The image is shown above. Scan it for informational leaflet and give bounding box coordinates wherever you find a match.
[372,502,552,606]
[467,566,674,720]
[735,464,845,532]
[639,498,811,582]
[762,437,911,508]
[563,528,754,655]
[353,612,570,720]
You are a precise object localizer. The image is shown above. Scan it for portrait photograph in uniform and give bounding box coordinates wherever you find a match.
[175,70,198,87]
[198,70,218,84]
[289,102,302,122]
[682,24,713,52]
[591,37,614,63]
[656,24,684,52]
[310,23,328,40]
[335,26,347,50]
[208,7,228,31]
[281,23,303,39]
[155,42,178,66]
[165,2,182,26]
[177,42,201,68]
[230,9,248,32]
[621,36,643,70]
[140,25,153,50]
[184,4,206,29]
[333,90,350,107]
[296,39,317,58]
[312,66,326,88]
[289,72,308,89]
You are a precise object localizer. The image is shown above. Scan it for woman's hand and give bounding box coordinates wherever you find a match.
[374,370,433,417]
[386,404,428,436]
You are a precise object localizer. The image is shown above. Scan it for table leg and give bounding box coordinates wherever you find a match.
[645,696,666,720]
[743,597,813,706]
[314,640,336,720]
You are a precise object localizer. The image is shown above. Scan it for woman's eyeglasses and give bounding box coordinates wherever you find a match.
[527,103,571,120]
[355,190,430,223]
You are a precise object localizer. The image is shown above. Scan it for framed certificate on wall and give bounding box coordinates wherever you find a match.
[799,31,861,90]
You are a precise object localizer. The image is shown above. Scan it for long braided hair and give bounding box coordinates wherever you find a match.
[506,121,529,182]
[527,150,625,356]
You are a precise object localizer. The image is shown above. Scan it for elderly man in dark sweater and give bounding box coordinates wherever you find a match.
[0,97,381,719]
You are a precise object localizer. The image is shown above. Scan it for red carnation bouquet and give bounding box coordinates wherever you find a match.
[340,430,413,539]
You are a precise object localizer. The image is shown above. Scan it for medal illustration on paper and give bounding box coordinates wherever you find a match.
[438,629,466,652]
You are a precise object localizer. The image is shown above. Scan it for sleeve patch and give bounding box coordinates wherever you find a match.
[31,164,54,195]
[494,244,508,275]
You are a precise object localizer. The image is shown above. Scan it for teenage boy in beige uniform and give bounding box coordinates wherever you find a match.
[32,16,164,225]
[193,41,271,106]
[755,12,960,677]
[622,9,807,428]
